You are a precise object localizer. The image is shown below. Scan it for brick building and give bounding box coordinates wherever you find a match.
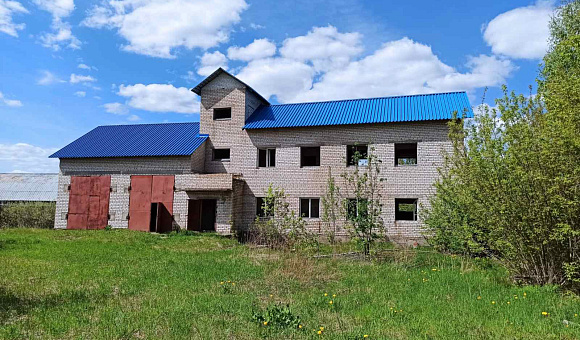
[50,68,472,240]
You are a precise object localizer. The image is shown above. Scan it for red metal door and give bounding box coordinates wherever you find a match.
[152,176,174,233]
[128,176,153,232]
[68,176,110,230]
[128,175,174,232]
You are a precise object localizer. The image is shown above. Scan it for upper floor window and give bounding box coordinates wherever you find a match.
[395,198,418,221]
[395,143,417,166]
[346,144,368,166]
[300,147,320,167]
[258,148,276,167]
[300,198,320,218]
[213,107,231,120]
[213,148,230,161]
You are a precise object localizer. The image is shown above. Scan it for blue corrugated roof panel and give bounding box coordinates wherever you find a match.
[50,122,207,159]
[243,91,473,129]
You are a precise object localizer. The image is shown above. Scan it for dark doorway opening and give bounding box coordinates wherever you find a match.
[150,203,158,232]
[187,199,217,232]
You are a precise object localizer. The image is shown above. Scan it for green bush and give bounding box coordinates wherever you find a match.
[0,202,55,229]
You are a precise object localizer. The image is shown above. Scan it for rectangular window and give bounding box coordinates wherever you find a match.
[300,147,320,167]
[346,198,368,219]
[213,148,230,161]
[395,143,417,166]
[300,198,320,218]
[258,148,276,167]
[213,107,232,120]
[256,197,274,217]
[395,198,418,221]
[346,144,368,166]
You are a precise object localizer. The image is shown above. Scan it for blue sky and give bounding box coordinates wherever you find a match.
[0,0,554,173]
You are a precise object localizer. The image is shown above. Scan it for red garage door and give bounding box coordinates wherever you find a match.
[68,176,111,230]
[128,175,174,232]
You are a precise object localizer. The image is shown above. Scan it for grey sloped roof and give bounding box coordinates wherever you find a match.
[0,173,58,202]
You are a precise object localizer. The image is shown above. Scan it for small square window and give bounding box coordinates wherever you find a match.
[395,143,417,166]
[300,198,320,218]
[213,148,230,161]
[395,198,418,221]
[258,148,276,167]
[346,144,368,166]
[300,147,320,167]
[213,107,231,120]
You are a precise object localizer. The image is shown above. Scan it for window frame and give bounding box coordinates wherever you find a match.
[213,107,232,120]
[257,148,276,168]
[395,198,418,221]
[212,148,231,162]
[300,146,321,167]
[394,143,418,166]
[345,198,368,220]
[300,198,320,219]
[346,144,369,166]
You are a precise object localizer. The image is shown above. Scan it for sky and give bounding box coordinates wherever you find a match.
[0,0,555,173]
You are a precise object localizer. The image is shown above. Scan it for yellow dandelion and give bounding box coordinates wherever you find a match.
[263,321,268,326]
[575,313,578,317]
[432,268,437,271]
[507,302,511,305]
[317,330,322,335]
[320,327,324,331]
[364,335,369,338]
[227,280,231,283]
[542,312,548,316]
[298,325,302,329]
[492,301,496,305]
[332,294,336,298]
[477,296,481,300]
[269,294,273,298]
[514,296,518,299]
[523,292,527,296]
[220,281,224,285]
[324,293,328,297]
[329,300,334,305]
[232,282,235,286]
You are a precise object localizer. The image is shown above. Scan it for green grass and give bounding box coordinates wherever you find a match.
[1,229,579,339]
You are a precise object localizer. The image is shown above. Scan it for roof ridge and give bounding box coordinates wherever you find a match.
[96,122,200,128]
[270,91,468,107]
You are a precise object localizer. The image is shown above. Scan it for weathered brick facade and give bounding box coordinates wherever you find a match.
[54,71,452,240]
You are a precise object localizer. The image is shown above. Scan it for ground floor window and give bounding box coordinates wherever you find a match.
[256,197,274,217]
[346,198,368,219]
[395,198,418,221]
[300,198,320,218]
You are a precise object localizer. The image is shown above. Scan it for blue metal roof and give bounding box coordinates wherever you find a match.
[50,122,207,159]
[243,91,473,129]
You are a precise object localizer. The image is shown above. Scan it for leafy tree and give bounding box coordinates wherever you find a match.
[321,168,341,244]
[340,146,384,255]
[425,1,580,288]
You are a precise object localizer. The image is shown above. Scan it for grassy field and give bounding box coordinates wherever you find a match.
[1,229,579,339]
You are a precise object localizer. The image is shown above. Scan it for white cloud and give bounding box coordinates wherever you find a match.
[34,0,80,51]
[82,0,248,58]
[227,38,276,61]
[280,25,363,72]
[33,0,74,18]
[249,23,264,30]
[103,102,128,115]
[69,74,96,84]
[483,1,554,59]
[117,84,199,114]
[292,38,515,103]
[197,51,228,76]
[236,35,515,104]
[127,114,140,121]
[236,58,315,103]
[73,91,86,97]
[0,91,22,107]
[37,70,65,85]
[0,0,29,37]
[0,143,59,173]
[78,63,97,71]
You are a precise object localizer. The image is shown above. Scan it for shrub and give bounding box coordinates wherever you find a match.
[252,303,302,330]
[0,202,55,229]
